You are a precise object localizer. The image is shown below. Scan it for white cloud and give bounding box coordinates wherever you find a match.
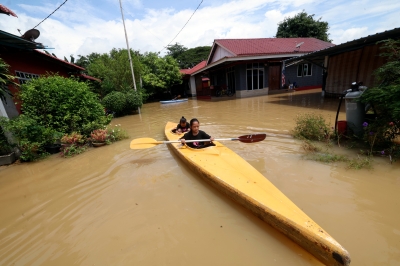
[331,27,369,45]
[1,0,398,62]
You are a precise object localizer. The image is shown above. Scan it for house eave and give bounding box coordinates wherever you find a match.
[192,53,306,76]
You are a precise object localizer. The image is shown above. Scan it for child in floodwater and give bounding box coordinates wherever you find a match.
[176,116,190,133]
[180,118,215,149]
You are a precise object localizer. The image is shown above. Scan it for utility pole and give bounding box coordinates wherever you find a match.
[118,0,140,114]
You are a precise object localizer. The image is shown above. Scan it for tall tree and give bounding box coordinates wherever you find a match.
[140,52,182,95]
[86,48,142,98]
[276,11,331,42]
[75,52,102,70]
[166,43,187,61]
[166,43,211,69]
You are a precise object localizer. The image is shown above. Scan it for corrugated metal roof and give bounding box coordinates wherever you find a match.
[284,27,400,63]
[0,29,45,49]
[214,38,334,56]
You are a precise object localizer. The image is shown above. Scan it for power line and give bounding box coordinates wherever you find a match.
[159,0,203,53]
[33,0,69,29]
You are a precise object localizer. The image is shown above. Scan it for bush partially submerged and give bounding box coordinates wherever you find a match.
[293,113,331,141]
[102,90,142,116]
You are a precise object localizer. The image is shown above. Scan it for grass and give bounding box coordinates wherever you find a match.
[301,139,373,169]
[346,156,373,170]
[295,113,375,169]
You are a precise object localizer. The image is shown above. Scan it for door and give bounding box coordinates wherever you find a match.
[268,65,281,90]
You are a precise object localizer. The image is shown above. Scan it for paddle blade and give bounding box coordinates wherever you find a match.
[130,138,161,149]
[238,133,266,143]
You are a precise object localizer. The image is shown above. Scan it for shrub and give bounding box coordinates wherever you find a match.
[102,90,142,116]
[293,113,331,141]
[0,126,12,155]
[360,39,400,162]
[0,115,59,161]
[102,91,126,114]
[61,144,87,157]
[125,90,143,110]
[106,124,129,142]
[19,75,111,134]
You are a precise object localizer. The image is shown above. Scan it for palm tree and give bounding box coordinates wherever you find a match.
[0,57,18,101]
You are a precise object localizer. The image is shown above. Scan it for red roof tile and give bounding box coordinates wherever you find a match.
[215,38,334,56]
[79,73,101,82]
[180,60,207,75]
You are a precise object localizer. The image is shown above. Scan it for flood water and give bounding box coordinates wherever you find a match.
[1,89,399,265]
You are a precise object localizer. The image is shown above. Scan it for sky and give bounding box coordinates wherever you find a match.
[1,0,399,61]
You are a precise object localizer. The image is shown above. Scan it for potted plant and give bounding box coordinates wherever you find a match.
[43,128,63,154]
[61,132,85,147]
[89,129,108,147]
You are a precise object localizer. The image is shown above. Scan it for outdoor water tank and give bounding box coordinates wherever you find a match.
[344,91,365,136]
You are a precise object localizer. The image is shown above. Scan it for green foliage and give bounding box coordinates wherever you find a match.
[1,115,46,144]
[102,90,142,116]
[125,90,143,110]
[0,115,51,161]
[360,39,400,162]
[166,43,187,60]
[102,91,126,114]
[293,113,331,141]
[140,52,182,95]
[60,144,87,157]
[347,156,373,170]
[0,57,18,101]
[0,125,12,155]
[166,43,211,69]
[106,124,129,142]
[75,52,102,70]
[276,10,331,42]
[19,75,111,135]
[86,48,142,98]
[307,152,348,163]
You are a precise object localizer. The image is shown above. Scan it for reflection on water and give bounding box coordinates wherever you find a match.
[0,89,399,265]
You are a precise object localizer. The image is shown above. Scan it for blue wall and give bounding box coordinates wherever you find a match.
[285,63,324,87]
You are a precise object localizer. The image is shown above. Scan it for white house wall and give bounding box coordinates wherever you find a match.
[189,76,196,97]
[210,46,235,64]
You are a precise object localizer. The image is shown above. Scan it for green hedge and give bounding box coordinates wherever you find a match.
[19,75,111,135]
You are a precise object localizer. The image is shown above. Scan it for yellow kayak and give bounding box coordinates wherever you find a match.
[164,122,350,266]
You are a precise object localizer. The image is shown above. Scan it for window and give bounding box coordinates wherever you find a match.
[246,63,264,90]
[297,63,312,77]
[15,71,40,84]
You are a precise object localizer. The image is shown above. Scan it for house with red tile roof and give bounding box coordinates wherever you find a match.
[187,37,334,98]
[0,29,99,118]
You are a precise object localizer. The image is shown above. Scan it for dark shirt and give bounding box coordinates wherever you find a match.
[181,130,213,149]
[176,122,190,132]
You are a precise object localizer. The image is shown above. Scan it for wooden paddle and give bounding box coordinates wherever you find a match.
[130,134,266,149]
[172,95,181,100]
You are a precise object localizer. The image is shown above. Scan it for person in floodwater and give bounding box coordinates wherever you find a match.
[180,118,215,149]
[176,116,190,133]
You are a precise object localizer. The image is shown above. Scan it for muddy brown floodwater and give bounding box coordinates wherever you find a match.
[1,89,399,265]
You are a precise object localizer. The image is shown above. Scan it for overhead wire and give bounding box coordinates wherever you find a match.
[33,0,69,29]
[159,0,203,53]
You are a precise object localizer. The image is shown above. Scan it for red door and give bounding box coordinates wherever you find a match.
[268,66,281,90]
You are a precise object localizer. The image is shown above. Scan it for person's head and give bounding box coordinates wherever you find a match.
[179,116,187,127]
[190,118,200,133]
